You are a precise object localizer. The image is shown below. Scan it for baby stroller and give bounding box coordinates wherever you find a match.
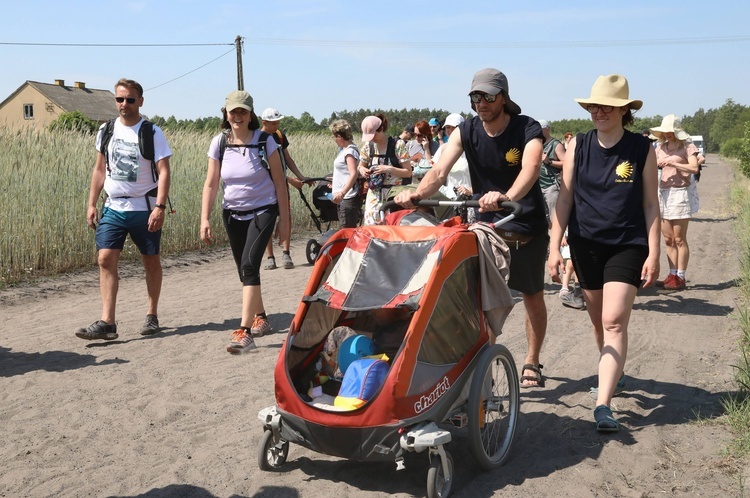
[258,200,522,498]
[301,177,366,265]
[295,177,339,265]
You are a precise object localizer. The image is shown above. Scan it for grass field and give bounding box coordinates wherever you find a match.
[0,127,339,288]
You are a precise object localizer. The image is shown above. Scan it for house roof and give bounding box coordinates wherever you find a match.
[3,80,120,122]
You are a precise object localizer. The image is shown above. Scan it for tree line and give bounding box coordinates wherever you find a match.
[49,100,750,167]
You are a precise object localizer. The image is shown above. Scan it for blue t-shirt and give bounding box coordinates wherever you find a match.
[459,114,546,235]
[569,129,652,246]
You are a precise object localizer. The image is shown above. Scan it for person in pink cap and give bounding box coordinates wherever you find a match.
[357,113,411,225]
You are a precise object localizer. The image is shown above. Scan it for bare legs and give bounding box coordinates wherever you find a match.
[582,281,638,407]
[520,290,547,386]
[98,249,162,323]
[661,218,690,273]
[241,284,265,328]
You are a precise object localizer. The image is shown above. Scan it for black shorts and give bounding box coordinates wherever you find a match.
[569,237,648,290]
[507,232,548,295]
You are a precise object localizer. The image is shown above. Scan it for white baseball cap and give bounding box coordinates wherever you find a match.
[261,107,284,121]
[538,119,550,129]
[444,113,465,128]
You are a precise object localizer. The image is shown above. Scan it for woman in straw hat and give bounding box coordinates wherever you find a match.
[200,90,291,354]
[649,114,701,291]
[548,75,660,433]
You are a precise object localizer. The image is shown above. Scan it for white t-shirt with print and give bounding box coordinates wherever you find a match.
[96,118,172,212]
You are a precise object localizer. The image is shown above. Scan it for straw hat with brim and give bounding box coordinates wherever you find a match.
[574,74,642,111]
[649,114,691,141]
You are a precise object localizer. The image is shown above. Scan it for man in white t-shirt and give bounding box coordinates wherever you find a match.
[76,78,172,341]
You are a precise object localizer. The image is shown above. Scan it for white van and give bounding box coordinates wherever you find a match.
[690,135,705,156]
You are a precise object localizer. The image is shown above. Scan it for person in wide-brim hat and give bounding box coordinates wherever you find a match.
[649,114,691,142]
[548,72,660,435]
[574,74,643,111]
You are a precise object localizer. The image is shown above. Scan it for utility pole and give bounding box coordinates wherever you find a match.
[235,35,244,90]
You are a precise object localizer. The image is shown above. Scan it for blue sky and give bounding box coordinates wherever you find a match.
[2,1,748,127]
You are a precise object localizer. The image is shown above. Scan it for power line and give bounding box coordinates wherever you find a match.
[146,47,236,91]
[0,41,231,47]
[244,35,750,49]
[3,34,748,50]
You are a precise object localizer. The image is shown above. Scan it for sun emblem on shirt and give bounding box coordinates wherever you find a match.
[505,148,521,166]
[615,161,633,182]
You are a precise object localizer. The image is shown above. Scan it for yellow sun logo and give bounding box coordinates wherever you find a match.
[505,148,521,166]
[616,161,633,180]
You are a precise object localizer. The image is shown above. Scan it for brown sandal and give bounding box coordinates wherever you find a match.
[520,363,545,388]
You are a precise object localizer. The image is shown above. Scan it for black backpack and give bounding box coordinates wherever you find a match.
[217,130,277,173]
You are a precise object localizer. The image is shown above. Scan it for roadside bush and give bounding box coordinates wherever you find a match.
[733,124,750,179]
[722,138,744,158]
[48,111,98,134]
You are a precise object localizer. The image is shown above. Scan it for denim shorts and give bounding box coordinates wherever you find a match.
[95,207,161,255]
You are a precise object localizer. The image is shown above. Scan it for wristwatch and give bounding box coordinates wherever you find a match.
[155,203,167,210]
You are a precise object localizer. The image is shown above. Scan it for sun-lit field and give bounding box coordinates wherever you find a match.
[0,127,339,287]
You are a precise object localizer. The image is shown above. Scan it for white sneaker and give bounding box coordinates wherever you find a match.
[250,315,271,337]
[263,257,277,270]
[226,328,258,354]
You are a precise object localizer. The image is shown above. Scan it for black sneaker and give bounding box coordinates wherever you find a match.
[75,320,118,341]
[140,314,160,336]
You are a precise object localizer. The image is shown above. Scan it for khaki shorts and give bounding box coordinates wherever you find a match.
[659,186,694,220]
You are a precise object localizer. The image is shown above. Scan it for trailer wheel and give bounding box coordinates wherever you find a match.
[306,239,321,265]
[467,344,519,470]
[258,429,289,471]
[426,450,453,498]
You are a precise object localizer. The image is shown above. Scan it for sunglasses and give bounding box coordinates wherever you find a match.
[115,97,137,104]
[586,104,614,114]
[469,92,498,104]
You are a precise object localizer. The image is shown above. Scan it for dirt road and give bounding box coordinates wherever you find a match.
[0,154,746,497]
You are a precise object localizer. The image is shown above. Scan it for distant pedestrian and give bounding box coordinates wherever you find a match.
[329,119,361,228]
[260,107,308,270]
[357,114,411,225]
[650,114,700,291]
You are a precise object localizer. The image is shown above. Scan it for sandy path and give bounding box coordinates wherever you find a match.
[1,154,747,497]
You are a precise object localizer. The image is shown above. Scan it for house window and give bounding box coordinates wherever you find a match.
[23,104,34,120]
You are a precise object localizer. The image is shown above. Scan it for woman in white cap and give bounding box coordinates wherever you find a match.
[650,114,700,291]
[200,90,290,354]
[548,75,660,433]
[357,113,411,225]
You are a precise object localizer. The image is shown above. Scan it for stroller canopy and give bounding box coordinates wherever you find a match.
[307,226,452,311]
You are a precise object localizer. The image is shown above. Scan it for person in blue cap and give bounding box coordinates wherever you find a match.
[428,117,446,144]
